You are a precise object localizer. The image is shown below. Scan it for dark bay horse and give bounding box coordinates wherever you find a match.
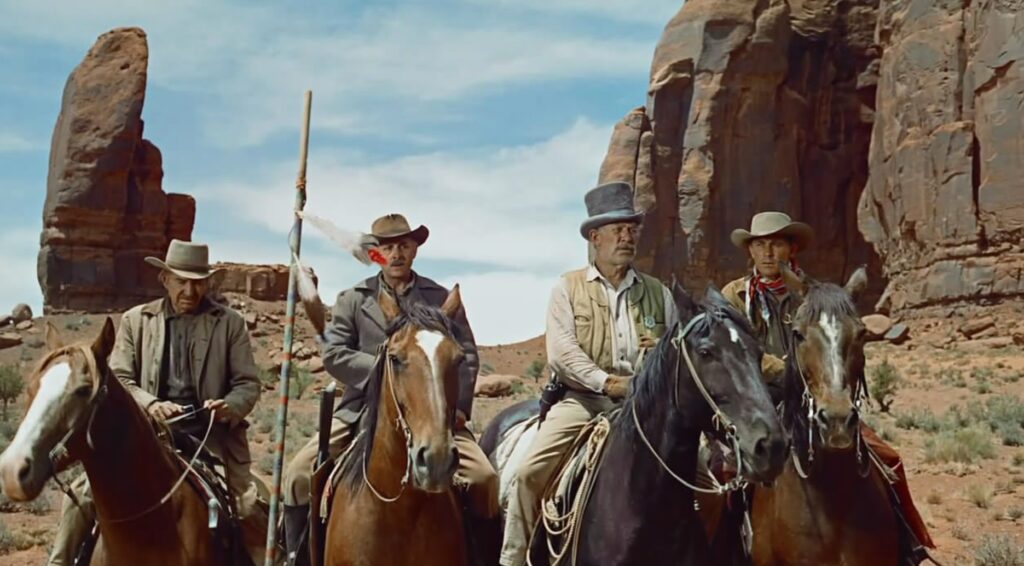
[323,287,470,566]
[486,284,788,565]
[0,320,257,565]
[749,267,901,565]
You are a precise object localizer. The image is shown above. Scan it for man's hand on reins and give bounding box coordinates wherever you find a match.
[638,336,658,350]
[148,400,186,421]
[204,399,238,424]
[455,410,469,431]
[603,374,633,400]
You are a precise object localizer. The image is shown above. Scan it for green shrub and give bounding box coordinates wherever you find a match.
[289,369,316,400]
[924,427,997,464]
[480,363,495,376]
[973,534,1024,566]
[525,359,546,382]
[0,519,30,554]
[967,484,994,509]
[0,365,24,421]
[895,408,943,433]
[869,358,900,413]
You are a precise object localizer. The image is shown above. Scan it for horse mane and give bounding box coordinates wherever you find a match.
[794,282,858,323]
[621,296,754,431]
[338,299,457,492]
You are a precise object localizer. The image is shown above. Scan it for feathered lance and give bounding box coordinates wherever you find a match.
[263,91,312,565]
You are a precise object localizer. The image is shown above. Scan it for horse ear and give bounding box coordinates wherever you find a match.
[670,278,698,320]
[92,317,116,361]
[780,262,807,299]
[844,265,869,298]
[440,284,463,319]
[378,289,402,322]
[704,284,731,310]
[45,321,64,351]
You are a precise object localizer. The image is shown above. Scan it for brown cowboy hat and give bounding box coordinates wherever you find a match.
[370,214,429,246]
[730,211,814,249]
[144,239,223,280]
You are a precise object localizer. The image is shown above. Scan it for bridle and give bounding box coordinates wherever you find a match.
[44,346,216,523]
[787,324,871,479]
[631,310,749,495]
[361,346,415,503]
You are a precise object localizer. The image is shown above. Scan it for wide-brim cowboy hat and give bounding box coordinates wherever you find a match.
[579,181,644,239]
[370,214,429,246]
[730,211,814,249]
[145,239,223,280]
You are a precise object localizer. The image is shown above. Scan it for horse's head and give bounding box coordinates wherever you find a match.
[783,265,868,451]
[0,318,116,501]
[671,282,787,483]
[379,287,464,493]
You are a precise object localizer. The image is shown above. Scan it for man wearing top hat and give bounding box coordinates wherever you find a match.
[499,182,679,566]
[48,239,262,565]
[281,214,500,566]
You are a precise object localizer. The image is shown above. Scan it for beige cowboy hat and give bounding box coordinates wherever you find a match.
[145,239,223,280]
[730,211,814,249]
[370,214,429,246]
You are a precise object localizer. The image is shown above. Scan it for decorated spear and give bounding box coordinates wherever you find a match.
[265,90,313,566]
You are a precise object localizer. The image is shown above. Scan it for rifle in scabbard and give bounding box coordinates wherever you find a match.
[316,381,337,469]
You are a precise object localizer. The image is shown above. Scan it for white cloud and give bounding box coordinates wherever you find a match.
[0,132,39,152]
[461,0,683,25]
[193,118,607,343]
[438,271,552,345]
[0,1,659,147]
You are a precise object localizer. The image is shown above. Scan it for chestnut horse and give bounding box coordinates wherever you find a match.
[749,267,900,565]
[0,319,259,565]
[323,288,469,566]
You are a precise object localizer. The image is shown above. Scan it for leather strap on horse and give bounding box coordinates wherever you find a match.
[362,350,414,503]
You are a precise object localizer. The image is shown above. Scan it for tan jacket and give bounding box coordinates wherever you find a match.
[109,298,261,472]
[721,277,790,383]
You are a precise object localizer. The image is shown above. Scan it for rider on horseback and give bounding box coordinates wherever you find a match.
[500,182,679,566]
[722,211,935,564]
[48,240,263,565]
[281,214,500,565]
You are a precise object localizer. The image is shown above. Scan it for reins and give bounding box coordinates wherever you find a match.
[362,348,415,503]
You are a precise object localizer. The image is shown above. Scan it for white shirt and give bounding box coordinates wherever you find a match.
[546,265,678,393]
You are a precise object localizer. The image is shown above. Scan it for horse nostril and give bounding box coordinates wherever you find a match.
[414,447,428,471]
[16,457,32,484]
[449,447,460,473]
[846,411,859,430]
[816,409,829,427]
[753,436,769,459]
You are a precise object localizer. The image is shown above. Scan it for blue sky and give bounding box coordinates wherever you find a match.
[0,0,682,344]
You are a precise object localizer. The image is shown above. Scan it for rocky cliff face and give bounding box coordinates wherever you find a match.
[858,0,1024,312]
[38,27,195,312]
[600,0,884,301]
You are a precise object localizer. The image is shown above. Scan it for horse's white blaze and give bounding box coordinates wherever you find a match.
[1,363,70,462]
[416,331,447,417]
[727,323,741,344]
[819,313,844,389]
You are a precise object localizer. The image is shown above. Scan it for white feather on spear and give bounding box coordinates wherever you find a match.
[293,212,386,338]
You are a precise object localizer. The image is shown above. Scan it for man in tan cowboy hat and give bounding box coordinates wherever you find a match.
[721,211,813,388]
[721,212,935,564]
[48,239,262,566]
[281,214,500,566]
[500,182,678,566]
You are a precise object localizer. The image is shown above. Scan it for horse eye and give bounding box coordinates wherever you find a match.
[74,386,92,398]
[698,348,713,358]
[793,330,805,342]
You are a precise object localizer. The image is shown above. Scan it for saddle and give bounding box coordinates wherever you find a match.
[530,412,616,565]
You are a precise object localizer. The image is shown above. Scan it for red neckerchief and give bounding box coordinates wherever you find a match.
[747,258,802,322]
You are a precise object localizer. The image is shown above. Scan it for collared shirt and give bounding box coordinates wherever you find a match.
[547,265,678,394]
[379,273,417,298]
[160,298,206,410]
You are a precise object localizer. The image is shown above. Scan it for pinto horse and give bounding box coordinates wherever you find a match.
[322,287,470,566]
[749,267,901,566]
[485,284,788,565]
[0,319,260,565]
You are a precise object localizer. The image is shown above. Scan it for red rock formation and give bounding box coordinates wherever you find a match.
[215,263,291,302]
[599,0,883,304]
[858,0,1024,313]
[38,27,195,313]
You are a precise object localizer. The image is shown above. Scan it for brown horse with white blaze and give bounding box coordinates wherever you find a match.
[750,267,900,566]
[0,319,243,565]
[322,287,470,566]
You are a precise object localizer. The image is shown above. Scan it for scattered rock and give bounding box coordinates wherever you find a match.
[973,337,1014,350]
[244,312,258,330]
[11,304,32,323]
[0,333,23,349]
[295,346,314,361]
[250,328,268,338]
[884,323,910,345]
[15,320,33,331]
[0,316,12,328]
[862,314,893,340]
[301,356,325,374]
[960,316,995,338]
[475,375,517,398]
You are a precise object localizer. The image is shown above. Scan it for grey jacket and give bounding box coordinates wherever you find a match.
[324,274,480,423]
